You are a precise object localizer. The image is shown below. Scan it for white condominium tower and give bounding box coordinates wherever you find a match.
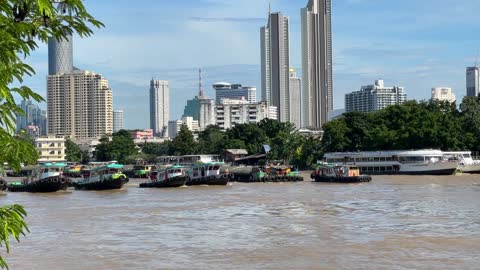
[150,79,170,137]
[261,10,290,122]
[301,0,333,128]
[47,70,113,141]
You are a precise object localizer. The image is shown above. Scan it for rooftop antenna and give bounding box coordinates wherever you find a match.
[198,68,203,97]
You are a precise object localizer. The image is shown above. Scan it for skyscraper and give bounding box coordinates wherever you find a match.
[261,10,290,122]
[345,80,407,113]
[289,69,302,128]
[149,80,169,137]
[16,100,47,136]
[48,34,73,75]
[47,70,113,141]
[113,109,124,132]
[301,0,333,128]
[213,82,257,104]
[466,67,480,97]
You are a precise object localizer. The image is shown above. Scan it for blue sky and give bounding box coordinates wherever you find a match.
[23,0,480,128]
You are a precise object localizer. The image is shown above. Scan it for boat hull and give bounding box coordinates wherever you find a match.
[186,175,229,186]
[313,175,372,183]
[8,176,70,193]
[74,177,129,191]
[458,164,480,174]
[139,176,187,188]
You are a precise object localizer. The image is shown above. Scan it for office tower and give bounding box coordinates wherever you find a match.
[168,116,200,139]
[261,10,290,122]
[213,82,256,104]
[16,100,47,136]
[301,0,333,128]
[289,69,302,128]
[48,34,74,75]
[216,99,278,130]
[149,80,170,137]
[345,80,407,113]
[466,67,480,97]
[47,70,113,141]
[431,87,456,103]
[113,109,124,132]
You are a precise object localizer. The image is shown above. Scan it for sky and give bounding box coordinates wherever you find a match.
[23,0,480,129]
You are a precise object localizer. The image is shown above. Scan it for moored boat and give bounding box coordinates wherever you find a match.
[324,150,458,175]
[311,163,372,183]
[263,166,304,182]
[73,164,129,191]
[443,151,480,174]
[186,162,230,186]
[8,163,70,193]
[139,165,189,188]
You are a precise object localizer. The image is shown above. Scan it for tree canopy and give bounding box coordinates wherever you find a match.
[95,130,137,163]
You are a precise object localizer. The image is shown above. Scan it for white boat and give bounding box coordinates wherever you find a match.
[324,150,458,175]
[443,151,480,173]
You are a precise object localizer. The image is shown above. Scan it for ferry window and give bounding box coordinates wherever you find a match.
[464,154,472,159]
[386,157,392,161]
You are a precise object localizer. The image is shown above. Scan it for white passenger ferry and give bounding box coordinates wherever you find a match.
[324,150,458,175]
[443,151,480,174]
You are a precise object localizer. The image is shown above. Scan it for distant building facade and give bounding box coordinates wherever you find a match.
[288,69,302,128]
[216,99,278,130]
[199,98,216,131]
[301,0,333,128]
[345,80,407,113]
[213,82,256,104]
[47,70,113,141]
[431,87,456,103]
[35,136,66,163]
[149,80,169,137]
[16,100,47,136]
[261,11,290,122]
[113,109,124,132]
[130,129,154,140]
[168,116,200,139]
[466,67,480,97]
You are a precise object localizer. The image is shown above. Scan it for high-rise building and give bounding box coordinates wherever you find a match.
[431,87,456,103]
[466,67,480,97]
[301,0,333,128]
[168,116,200,139]
[199,98,216,131]
[261,10,290,122]
[113,109,124,132]
[48,35,73,75]
[47,70,113,141]
[149,80,169,137]
[345,80,407,113]
[213,82,257,104]
[289,69,302,128]
[216,99,278,130]
[16,100,47,136]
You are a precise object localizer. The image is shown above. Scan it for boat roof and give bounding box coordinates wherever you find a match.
[325,149,445,158]
[42,163,67,167]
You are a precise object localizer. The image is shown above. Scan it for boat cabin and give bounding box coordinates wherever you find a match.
[155,166,187,181]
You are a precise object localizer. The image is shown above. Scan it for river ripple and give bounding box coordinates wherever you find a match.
[1,175,479,270]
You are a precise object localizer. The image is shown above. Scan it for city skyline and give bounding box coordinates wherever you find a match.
[18,0,480,128]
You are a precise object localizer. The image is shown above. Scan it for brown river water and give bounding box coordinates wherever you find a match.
[1,174,480,270]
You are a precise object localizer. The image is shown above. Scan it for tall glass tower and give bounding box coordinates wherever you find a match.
[48,34,73,75]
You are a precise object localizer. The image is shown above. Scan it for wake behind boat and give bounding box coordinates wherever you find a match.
[8,163,70,193]
[139,165,189,188]
[73,164,129,191]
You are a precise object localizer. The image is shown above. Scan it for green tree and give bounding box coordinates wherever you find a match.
[197,125,227,155]
[258,118,295,139]
[142,142,171,157]
[226,123,268,154]
[95,130,137,163]
[65,139,81,163]
[269,131,302,165]
[0,1,102,268]
[170,125,197,156]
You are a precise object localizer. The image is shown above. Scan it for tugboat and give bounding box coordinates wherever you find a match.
[186,162,230,186]
[139,165,189,188]
[8,163,71,193]
[73,164,129,191]
[311,162,372,183]
[263,166,304,182]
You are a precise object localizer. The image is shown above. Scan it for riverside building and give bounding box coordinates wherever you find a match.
[301,0,333,128]
[150,79,170,137]
[261,10,290,122]
[431,87,456,103]
[466,67,480,97]
[35,136,66,163]
[215,99,277,130]
[213,82,256,104]
[345,80,407,113]
[47,70,113,141]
